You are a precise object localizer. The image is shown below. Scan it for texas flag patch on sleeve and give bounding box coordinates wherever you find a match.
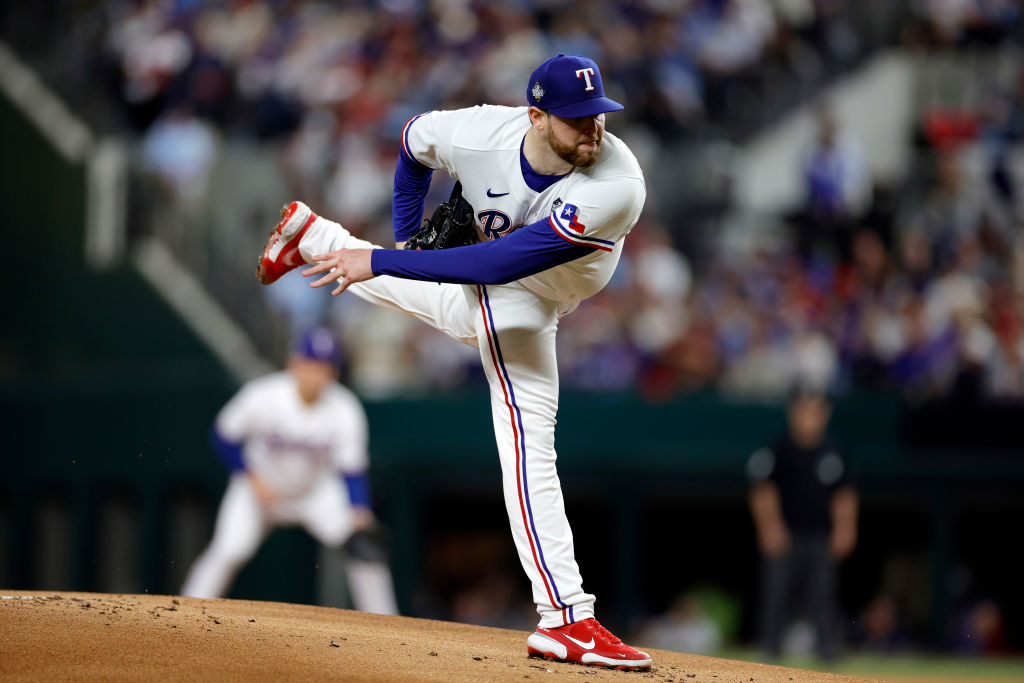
[548,200,614,252]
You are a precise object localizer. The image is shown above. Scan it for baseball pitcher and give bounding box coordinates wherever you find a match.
[257,54,649,668]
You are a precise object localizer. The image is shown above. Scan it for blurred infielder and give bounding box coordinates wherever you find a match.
[181,328,398,616]
[257,54,649,668]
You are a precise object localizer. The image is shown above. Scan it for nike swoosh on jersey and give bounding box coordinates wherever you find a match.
[486,188,510,197]
[563,635,596,650]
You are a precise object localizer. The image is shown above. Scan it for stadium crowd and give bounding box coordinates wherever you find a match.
[7,0,1023,402]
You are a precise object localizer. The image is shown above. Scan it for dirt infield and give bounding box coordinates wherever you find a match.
[0,591,877,682]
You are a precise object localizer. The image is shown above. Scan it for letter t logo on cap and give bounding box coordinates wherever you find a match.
[575,68,596,91]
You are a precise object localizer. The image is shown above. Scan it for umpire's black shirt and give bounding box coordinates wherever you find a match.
[746,436,851,536]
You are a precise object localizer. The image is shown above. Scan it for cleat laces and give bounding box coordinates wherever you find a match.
[587,619,623,646]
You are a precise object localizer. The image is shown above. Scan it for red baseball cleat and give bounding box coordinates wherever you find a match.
[527,617,651,670]
[256,201,318,285]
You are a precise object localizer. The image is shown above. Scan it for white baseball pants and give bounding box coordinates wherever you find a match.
[298,218,595,628]
[181,473,397,615]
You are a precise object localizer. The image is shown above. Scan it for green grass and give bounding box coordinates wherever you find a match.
[720,649,1024,682]
[838,654,1024,682]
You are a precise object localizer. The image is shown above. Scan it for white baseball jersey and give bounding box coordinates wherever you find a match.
[403,105,646,313]
[216,371,368,497]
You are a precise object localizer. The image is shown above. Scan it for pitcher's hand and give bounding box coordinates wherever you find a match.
[303,249,375,295]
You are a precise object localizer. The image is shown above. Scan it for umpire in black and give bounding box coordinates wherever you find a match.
[747,385,858,662]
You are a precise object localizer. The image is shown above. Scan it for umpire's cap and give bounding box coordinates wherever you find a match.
[293,327,343,366]
[527,54,623,118]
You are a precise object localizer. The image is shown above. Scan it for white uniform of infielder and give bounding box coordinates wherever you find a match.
[181,329,397,616]
[258,54,650,668]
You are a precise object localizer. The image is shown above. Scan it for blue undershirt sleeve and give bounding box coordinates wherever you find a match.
[343,473,372,508]
[370,217,595,284]
[392,148,434,242]
[210,426,245,472]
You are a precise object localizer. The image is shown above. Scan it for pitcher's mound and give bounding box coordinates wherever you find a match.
[0,591,876,682]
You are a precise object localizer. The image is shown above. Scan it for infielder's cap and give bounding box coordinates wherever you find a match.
[527,53,624,118]
[294,327,342,366]
[788,381,832,405]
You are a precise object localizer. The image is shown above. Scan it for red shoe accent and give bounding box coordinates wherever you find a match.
[526,618,651,670]
[256,202,318,285]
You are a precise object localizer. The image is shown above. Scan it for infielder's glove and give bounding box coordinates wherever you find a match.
[403,181,479,251]
[343,523,390,564]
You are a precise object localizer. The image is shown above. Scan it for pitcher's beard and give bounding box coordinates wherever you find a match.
[548,129,603,168]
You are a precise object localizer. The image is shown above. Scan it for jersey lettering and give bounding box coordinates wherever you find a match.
[478,209,513,239]
[263,431,330,464]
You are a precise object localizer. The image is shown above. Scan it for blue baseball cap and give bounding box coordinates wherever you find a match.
[293,327,342,366]
[527,53,623,118]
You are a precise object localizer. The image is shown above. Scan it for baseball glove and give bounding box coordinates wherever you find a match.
[343,523,390,564]
[403,181,479,251]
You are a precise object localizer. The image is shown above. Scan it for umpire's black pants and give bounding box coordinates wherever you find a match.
[757,534,840,661]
